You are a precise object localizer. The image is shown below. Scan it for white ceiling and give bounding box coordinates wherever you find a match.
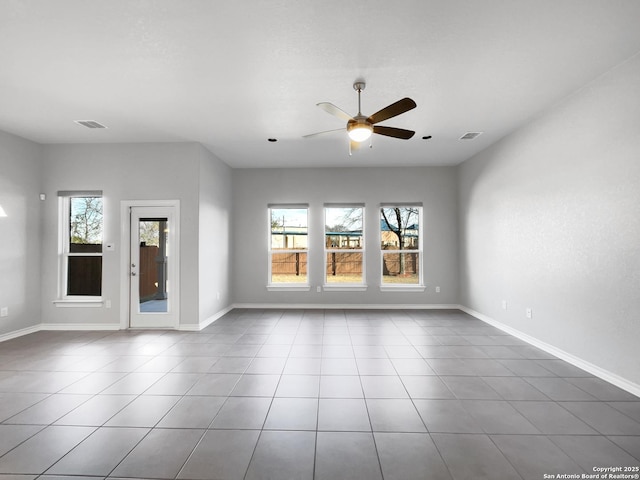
[1,1,640,168]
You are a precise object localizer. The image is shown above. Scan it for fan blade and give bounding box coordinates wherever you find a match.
[367,97,417,124]
[373,125,415,140]
[317,102,354,122]
[303,128,344,138]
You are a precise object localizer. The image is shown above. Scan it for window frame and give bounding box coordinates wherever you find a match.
[323,204,367,292]
[55,191,104,306]
[379,204,425,292]
[267,204,311,291]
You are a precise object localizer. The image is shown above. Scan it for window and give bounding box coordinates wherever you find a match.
[269,205,308,286]
[59,191,103,298]
[380,205,422,287]
[324,205,365,287]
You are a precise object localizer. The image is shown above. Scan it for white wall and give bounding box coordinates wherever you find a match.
[458,54,640,385]
[0,131,43,336]
[232,167,459,306]
[40,143,203,327]
[198,144,233,324]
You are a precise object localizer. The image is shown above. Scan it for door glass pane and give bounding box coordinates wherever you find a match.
[138,217,168,313]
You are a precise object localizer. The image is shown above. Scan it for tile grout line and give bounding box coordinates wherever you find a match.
[348,314,385,479]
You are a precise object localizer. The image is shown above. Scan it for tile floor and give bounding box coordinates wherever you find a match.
[0,309,638,480]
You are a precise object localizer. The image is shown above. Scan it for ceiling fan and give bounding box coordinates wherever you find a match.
[304,81,417,153]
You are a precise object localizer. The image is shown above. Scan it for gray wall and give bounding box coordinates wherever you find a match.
[198,144,233,323]
[39,142,227,327]
[458,54,640,384]
[0,131,43,336]
[232,167,459,306]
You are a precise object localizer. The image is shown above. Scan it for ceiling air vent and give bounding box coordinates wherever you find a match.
[459,132,482,140]
[74,120,107,129]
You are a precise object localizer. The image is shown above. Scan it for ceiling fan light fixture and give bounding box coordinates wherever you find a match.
[305,81,416,148]
[347,122,373,142]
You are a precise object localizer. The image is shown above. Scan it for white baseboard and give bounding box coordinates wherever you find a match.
[177,324,202,332]
[178,305,236,331]
[40,323,121,331]
[0,305,237,340]
[460,306,640,398]
[0,324,41,343]
[0,322,120,344]
[231,303,461,310]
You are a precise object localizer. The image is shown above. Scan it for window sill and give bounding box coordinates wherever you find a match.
[53,299,104,308]
[322,284,368,292]
[266,285,311,292]
[379,285,426,293]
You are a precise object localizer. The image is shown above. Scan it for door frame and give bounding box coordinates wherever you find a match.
[119,200,181,329]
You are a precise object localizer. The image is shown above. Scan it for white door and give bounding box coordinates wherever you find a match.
[129,206,179,328]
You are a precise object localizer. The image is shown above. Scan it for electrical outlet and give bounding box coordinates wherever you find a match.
[316,286,322,293]
[0,307,8,317]
[526,308,532,319]
[105,300,112,309]
[501,300,507,310]
[435,286,441,293]
[216,292,221,300]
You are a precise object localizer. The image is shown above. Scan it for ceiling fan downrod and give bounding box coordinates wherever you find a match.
[353,81,366,116]
[348,82,373,143]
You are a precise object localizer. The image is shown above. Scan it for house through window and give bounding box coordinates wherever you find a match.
[324,205,364,285]
[380,205,422,286]
[269,205,308,285]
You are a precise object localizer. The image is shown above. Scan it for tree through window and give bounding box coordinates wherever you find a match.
[325,206,364,285]
[62,194,103,297]
[380,206,422,285]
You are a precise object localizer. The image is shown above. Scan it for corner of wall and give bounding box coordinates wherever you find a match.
[196,144,234,324]
[0,129,45,335]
